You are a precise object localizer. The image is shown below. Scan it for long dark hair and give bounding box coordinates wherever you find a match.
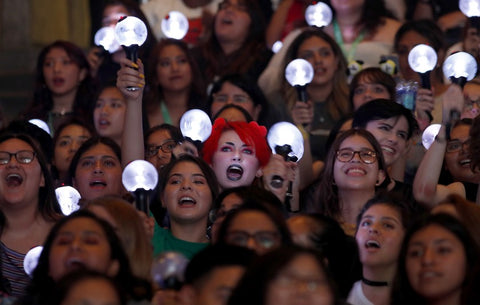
[311,129,390,219]
[24,40,97,124]
[228,245,341,305]
[144,39,206,116]
[0,130,61,234]
[20,210,151,305]
[201,0,268,82]
[391,213,478,305]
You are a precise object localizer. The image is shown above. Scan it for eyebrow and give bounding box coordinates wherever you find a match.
[362,215,401,224]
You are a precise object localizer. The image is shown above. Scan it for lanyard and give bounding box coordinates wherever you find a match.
[160,102,173,125]
[333,19,365,63]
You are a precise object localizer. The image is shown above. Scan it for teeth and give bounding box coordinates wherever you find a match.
[382,146,394,153]
[346,168,365,174]
[227,165,243,181]
[366,240,380,248]
[460,159,471,166]
[179,197,196,205]
[90,181,106,186]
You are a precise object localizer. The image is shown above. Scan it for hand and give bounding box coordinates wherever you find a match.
[291,100,314,130]
[137,210,155,240]
[116,58,145,100]
[442,83,464,124]
[262,154,298,202]
[87,46,105,77]
[415,88,435,121]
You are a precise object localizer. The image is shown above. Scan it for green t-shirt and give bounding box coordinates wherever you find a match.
[152,222,209,259]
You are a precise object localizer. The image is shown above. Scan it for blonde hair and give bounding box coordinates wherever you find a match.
[84,195,153,280]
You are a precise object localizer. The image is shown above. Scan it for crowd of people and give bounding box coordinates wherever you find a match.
[1,0,480,304]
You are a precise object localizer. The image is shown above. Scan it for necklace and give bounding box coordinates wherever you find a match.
[333,19,365,63]
[362,277,388,287]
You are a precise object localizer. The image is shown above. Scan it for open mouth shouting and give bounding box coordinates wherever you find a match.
[365,239,381,250]
[226,164,243,181]
[6,173,23,187]
[179,196,196,207]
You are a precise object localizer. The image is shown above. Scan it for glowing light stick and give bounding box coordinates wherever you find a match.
[151,251,189,290]
[94,26,121,54]
[161,11,189,40]
[55,186,81,216]
[122,160,158,214]
[305,1,333,27]
[285,58,314,103]
[179,109,212,142]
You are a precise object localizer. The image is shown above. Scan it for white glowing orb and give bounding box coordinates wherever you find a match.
[272,40,283,53]
[422,124,442,150]
[305,2,332,27]
[24,246,43,277]
[55,186,81,216]
[443,51,477,81]
[94,27,121,53]
[408,44,437,73]
[122,160,158,192]
[28,119,51,136]
[161,11,189,40]
[285,59,314,86]
[180,109,212,142]
[115,16,148,46]
[267,122,304,161]
[460,0,480,17]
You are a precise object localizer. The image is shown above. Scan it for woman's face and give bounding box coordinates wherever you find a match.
[356,204,405,267]
[333,135,385,191]
[225,210,281,255]
[445,124,480,183]
[396,30,430,82]
[287,215,316,248]
[211,82,260,120]
[364,116,410,168]
[61,277,121,305]
[297,36,338,87]
[211,129,261,189]
[405,224,467,303]
[156,44,192,93]
[162,161,213,224]
[211,192,243,242]
[352,78,391,110]
[330,0,365,14]
[54,125,92,177]
[0,138,44,207]
[215,0,252,47]
[43,47,86,98]
[146,129,176,172]
[462,82,480,119]
[102,4,129,27]
[49,217,119,281]
[266,254,334,305]
[73,143,123,201]
[94,87,126,143]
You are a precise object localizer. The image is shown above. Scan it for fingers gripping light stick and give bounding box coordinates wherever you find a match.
[115,16,148,91]
[122,160,158,214]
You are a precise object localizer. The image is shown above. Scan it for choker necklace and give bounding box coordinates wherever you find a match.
[362,277,388,287]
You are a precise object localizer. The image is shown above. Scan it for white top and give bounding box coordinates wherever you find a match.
[347,281,374,305]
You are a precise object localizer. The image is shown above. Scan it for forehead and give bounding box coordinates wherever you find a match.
[339,134,373,149]
[98,87,124,100]
[450,124,471,140]
[0,138,34,151]
[170,160,203,174]
[398,30,430,48]
[363,203,402,221]
[147,129,172,144]
[230,210,277,230]
[58,217,106,235]
[81,143,118,159]
[158,44,186,57]
[218,129,245,145]
[368,116,409,131]
[218,82,249,95]
[59,124,91,137]
[298,36,331,51]
[410,224,459,244]
[46,47,69,58]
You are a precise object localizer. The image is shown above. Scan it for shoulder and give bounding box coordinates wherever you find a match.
[372,18,402,42]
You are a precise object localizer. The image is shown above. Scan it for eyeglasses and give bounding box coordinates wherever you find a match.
[218,1,248,12]
[0,150,36,165]
[145,140,177,158]
[213,93,251,104]
[225,230,280,249]
[446,139,470,153]
[335,148,377,164]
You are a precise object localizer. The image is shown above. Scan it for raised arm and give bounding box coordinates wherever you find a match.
[413,84,466,208]
[117,58,146,167]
